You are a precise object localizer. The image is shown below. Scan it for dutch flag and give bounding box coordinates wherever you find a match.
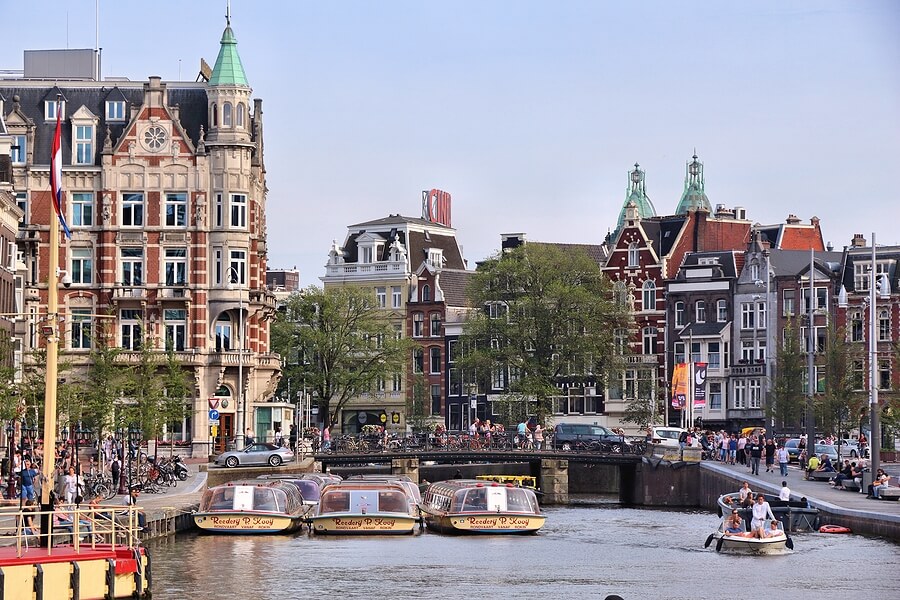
[50,102,72,239]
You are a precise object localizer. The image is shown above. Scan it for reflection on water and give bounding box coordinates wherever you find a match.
[150,505,900,600]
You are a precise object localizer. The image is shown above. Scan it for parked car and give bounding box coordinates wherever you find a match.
[812,444,839,465]
[215,443,294,468]
[835,439,867,459]
[553,423,627,452]
[649,426,700,449]
[784,438,803,462]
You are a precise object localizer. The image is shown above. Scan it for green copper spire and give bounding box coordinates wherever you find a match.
[613,163,656,237]
[675,153,711,215]
[209,10,249,87]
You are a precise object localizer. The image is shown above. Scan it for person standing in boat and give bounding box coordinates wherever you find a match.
[750,494,777,537]
[739,481,753,503]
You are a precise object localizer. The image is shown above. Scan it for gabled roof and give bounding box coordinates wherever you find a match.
[438,268,475,308]
[532,241,608,267]
[339,213,466,270]
[350,214,452,230]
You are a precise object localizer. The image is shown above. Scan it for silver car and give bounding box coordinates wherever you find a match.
[215,443,294,468]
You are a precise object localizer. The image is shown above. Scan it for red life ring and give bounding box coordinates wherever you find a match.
[819,525,852,534]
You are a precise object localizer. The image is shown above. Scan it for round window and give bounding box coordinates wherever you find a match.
[143,125,167,151]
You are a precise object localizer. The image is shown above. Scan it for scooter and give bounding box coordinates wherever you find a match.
[172,455,189,481]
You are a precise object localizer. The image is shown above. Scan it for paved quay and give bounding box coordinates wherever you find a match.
[700,458,900,538]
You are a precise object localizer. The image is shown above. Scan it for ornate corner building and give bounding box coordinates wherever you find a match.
[0,16,279,456]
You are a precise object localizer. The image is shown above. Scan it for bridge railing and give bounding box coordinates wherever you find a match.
[311,431,647,456]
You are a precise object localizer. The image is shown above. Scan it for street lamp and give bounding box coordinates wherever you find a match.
[5,422,15,499]
[24,422,37,459]
[227,266,246,450]
[116,426,128,495]
[75,425,93,475]
[127,424,142,492]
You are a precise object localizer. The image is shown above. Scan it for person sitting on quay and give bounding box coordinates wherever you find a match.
[816,454,835,473]
[830,460,854,489]
[868,469,890,499]
[804,453,820,479]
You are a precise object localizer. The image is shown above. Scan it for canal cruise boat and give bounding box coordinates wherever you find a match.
[193,480,312,534]
[309,481,421,535]
[419,480,546,534]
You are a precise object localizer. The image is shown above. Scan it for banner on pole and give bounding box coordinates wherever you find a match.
[693,362,708,408]
[671,362,687,409]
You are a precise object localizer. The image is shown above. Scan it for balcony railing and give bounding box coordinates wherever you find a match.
[112,286,147,300]
[324,260,407,279]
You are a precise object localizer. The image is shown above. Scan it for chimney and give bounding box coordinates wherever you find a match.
[786,214,801,225]
[851,234,866,248]
[810,216,820,227]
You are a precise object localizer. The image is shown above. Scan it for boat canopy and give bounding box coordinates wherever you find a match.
[200,482,303,514]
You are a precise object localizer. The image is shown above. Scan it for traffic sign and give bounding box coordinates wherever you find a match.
[209,409,220,421]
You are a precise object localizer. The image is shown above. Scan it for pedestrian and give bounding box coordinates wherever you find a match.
[777,444,789,477]
[737,434,747,466]
[245,427,255,447]
[764,438,776,472]
[749,436,763,476]
[274,426,283,447]
[289,424,298,452]
[728,435,738,465]
[64,466,84,505]
[779,480,791,501]
[533,425,544,450]
[19,458,40,501]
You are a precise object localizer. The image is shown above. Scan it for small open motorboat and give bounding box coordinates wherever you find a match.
[717,491,819,532]
[419,479,545,534]
[194,480,312,534]
[705,517,793,554]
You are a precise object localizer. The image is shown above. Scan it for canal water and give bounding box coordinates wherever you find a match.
[149,503,900,600]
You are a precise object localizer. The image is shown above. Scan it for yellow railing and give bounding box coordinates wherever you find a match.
[0,503,143,558]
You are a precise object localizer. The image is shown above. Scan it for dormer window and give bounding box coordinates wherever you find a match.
[361,247,374,263]
[45,100,65,121]
[74,125,94,165]
[106,101,126,121]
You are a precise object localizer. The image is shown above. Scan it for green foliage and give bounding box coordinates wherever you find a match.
[621,377,663,429]
[0,331,18,421]
[819,323,866,437]
[406,374,430,431]
[771,317,806,430]
[462,244,631,423]
[79,323,128,433]
[273,286,411,430]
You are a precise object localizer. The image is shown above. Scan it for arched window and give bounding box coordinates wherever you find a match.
[237,103,245,127]
[642,281,656,311]
[879,309,890,341]
[717,299,728,322]
[674,301,685,327]
[210,104,218,127]
[627,242,639,267]
[223,102,233,127]
[695,300,707,323]
[421,284,431,302]
[214,313,232,351]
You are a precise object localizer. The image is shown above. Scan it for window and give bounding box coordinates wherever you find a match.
[879,310,890,342]
[717,299,727,322]
[121,248,143,285]
[215,314,232,351]
[210,104,218,127]
[854,262,890,291]
[45,100,64,120]
[614,281,628,307]
[106,100,125,121]
[430,347,441,374]
[757,301,767,330]
[879,359,891,390]
[236,103,245,128]
[627,242,639,267]
[801,287,828,312]
[430,313,442,337]
[230,194,247,228]
[674,301,685,327]
[690,342,701,364]
[733,380,747,410]
[750,262,760,281]
[223,102,233,127]
[122,193,144,226]
[492,364,506,390]
[361,247,373,263]
[391,286,402,309]
[642,327,657,355]
[614,328,628,355]
[392,373,402,392]
[674,341,685,364]
[487,302,507,320]
[164,248,187,285]
[421,285,431,302]
[120,309,143,350]
[709,382,722,410]
[430,385,441,416]
[850,311,864,343]
[215,194,223,228]
[165,193,187,227]
[695,300,706,323]
[413,348,424,373]
[748,379,761,409]
[708,342,721,369]
[10,135,26,164]
[70,309,92,350]
[71,193,93,226]
[741,303,755,329]
[741,341,754,363]
[15,193,26,221]
[413,313,424,337]
[164,309,187,351]
[642,281,656,311]
[74,125,93,164]
[782,289,795,317]
[71,248,92,285]
[375,287,386,308]
[229,250,247,285]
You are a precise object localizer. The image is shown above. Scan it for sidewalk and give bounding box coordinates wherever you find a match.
[702,459,900,521]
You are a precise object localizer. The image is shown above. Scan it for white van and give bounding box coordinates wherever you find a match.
[650,427,700,448]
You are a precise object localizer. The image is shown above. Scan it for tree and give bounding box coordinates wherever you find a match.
[121,330,166,438]
[621,376,663,430]
[462,244,631,424]
[0,331,19,422]
[276,286,410,432]
[820,323,865,440]
[160,345,193,454]
[406,374,430,432]
[770,317,806,432]
[79,322,128,435]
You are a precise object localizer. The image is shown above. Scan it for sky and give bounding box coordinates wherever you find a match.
[2,1,898,284]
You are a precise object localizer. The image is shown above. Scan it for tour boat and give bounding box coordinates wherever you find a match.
[308,481,421,535]
[419,479,546,534]
[705,518,793,554]
[717,492,819,532]
[344,474,423,512]
[193,480,311,534]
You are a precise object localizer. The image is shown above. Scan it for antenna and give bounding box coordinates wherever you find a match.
[95,0,100,79]
[226,0,232,26]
